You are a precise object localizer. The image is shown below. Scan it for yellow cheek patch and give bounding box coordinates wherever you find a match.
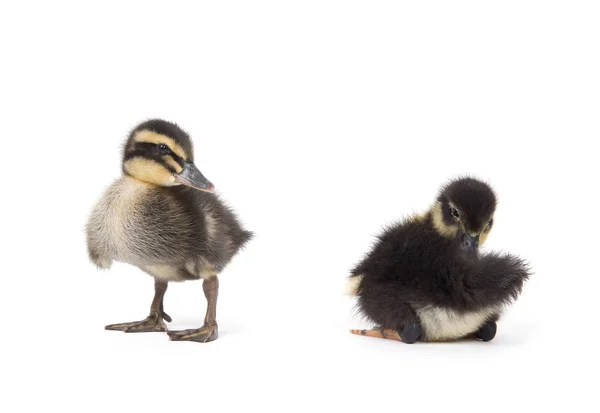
[431,202,459,238]
[478,216,494,245]
[124,157,176,186]
[134,130,188,161]
[162,155,183,173]
[479,231,490,245]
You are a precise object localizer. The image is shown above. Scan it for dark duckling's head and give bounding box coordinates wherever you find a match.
[431,177,497,253]
[122,119,214,192]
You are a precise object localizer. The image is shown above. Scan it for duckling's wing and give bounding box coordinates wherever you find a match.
[462,252,531,307]
[175,187,253,268]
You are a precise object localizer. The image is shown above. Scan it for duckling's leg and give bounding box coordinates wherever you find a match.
[168,276,219,343]
[105,279,171,332]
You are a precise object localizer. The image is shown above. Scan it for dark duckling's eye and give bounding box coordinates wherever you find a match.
[158,143,169,152]
[487,218,494,228]
[451,208,460,218]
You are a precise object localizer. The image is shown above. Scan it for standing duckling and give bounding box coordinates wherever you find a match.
[347,177,529,343]
[86,119,252,343]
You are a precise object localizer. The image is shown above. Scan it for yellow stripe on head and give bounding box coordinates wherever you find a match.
[134,130,188,161]
[162,155,183,173]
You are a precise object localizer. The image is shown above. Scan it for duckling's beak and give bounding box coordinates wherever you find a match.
[462,233,479,255]
[174,161,215,193]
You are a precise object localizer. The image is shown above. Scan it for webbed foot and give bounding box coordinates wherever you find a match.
[105,311,171,333]
[167,323,218,343]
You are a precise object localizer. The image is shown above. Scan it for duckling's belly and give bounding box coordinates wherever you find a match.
[140,262,216,282]
[417,305,501,341]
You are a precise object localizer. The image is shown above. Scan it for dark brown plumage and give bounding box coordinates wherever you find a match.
[348,177,530,343]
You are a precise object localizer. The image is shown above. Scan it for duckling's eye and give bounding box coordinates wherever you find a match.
[451,208,460,218]
[158,143,169,152]
[488,218,493,228]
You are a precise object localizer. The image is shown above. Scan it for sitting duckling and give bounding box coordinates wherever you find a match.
[347,177,530,343]
[86,119,252,343]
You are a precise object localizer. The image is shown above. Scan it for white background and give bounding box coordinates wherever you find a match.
[1,1,598,412]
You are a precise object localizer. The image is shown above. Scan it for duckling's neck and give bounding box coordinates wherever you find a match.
[123,175,154,187]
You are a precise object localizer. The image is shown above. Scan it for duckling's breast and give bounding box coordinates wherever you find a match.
[417,305,502,341]
[88,178,150,264]
[88,177,200,267]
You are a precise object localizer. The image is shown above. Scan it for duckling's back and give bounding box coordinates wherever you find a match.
[350,216,458,300]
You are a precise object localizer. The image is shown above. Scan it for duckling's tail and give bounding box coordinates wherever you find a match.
[241,230,254,246]
[350,328,403,341]
[344,274,363,296]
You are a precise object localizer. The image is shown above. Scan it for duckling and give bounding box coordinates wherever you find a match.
[86,119,252,343]
[347,177,530,343]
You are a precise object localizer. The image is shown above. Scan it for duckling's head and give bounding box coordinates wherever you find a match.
[122,119,214,192]
[431,177,497,253]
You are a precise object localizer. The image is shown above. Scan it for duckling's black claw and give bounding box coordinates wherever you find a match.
[162,312,172,323]
[475,320,497,342]
[168,324,218,343]
[398,323,422,344]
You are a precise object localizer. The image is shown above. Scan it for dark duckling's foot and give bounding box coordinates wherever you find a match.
[398,323,422,344]
[475,320,497,342]
[168,323,218,343]
[105,311,171,333]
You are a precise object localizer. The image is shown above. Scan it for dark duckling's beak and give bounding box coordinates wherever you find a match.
[462,233,479,255]
[174,161,215,193]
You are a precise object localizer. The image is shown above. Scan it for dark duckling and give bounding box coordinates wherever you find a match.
[347,177,530,343]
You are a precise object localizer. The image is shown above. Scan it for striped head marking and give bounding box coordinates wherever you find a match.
[122,119,214,192]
